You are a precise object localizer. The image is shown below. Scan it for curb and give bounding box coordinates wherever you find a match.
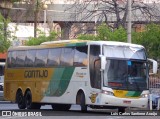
[0,101,13,104]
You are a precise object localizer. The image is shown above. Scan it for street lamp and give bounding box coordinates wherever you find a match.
[43,3,48,36]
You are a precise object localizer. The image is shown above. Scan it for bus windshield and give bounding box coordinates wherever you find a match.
[104,59,148,91]
[103,45,146,60]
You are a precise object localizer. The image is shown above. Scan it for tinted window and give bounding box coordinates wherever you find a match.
[74,46,88,66]
[60,48,74,66]
[7,52,12,68]
[10,51,17,67]
[25,50,36,67]
[16,50,26,67]
[35,49,48,67]
[47,48,61,66]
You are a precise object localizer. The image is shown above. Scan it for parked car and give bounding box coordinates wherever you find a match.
[149,93,160,109]
[0,82,4,101]
[0,82,3,91]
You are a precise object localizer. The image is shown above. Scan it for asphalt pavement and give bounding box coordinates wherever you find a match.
[0,101,160,119]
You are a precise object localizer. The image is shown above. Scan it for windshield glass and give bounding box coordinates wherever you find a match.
[103,45,146,60]
[104,59,148,91]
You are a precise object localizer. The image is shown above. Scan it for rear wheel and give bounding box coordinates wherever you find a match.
[16,90,26,109]
[52,104,71,111]
[25,90,41,109]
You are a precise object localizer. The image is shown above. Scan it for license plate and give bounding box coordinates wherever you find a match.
[123,100,131,104]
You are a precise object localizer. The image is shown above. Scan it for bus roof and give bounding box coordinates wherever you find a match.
[87,41,144,48]
[40,39,88,45]
[8,40,144,51]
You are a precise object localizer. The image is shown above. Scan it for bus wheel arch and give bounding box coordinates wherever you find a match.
[76,89,87,112]
[16,88,26,109]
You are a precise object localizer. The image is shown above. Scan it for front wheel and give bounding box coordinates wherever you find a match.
[80,93,87,112]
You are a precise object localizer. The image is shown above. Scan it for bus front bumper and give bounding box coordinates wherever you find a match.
[100,95,148,108]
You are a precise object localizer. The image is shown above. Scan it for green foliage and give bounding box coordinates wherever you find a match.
[78,23,127,42]
[77,34,98,41]
[25,30,59,46]
[133,23,160,60]
[0,13,11,53]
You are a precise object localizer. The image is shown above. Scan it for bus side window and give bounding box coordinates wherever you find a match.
[35,49,48,67]
[74,46,88,67]
[16,50,26,67]
[60,48,74,66]
[7,52,11,68]
[47,48,61,66]
[10,51,17,68]
[90,45,101,89]
[25,50,36,67]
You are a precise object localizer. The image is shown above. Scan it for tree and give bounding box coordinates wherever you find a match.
[25,30,59,46]
[78,23,127,41]
[0,12,11,53]
[66,0,160,29]
[97,23,127,41]
[0,0,22,52]
[133,23,160,60]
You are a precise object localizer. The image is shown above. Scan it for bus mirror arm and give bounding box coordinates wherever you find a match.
[147,58,158,75]
[100,55,106,70]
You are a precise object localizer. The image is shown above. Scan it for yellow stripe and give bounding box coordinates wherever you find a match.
[113,90,140,99]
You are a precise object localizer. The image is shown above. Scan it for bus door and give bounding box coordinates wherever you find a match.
[89,45,101,103]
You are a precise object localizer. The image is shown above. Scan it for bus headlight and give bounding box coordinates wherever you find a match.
[101,90,114,96]
[141,94,149,98]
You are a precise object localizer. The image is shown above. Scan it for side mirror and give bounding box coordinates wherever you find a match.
[100,55,106,70]
[147,58,158,75]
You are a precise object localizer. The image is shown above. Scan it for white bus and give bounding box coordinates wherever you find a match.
[4,40,157,112]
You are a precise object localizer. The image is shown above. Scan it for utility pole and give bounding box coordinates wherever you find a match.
[127,0,132,43]
[43,3,48,36]
[34,0,39,38]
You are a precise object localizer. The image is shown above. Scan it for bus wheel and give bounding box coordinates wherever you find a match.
[52,104,71,111]
[25,90,41,109]
[16,90,26,109]
[25,91,32,109]
[80,93,87,112]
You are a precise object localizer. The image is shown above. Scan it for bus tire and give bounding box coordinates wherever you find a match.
[52,104,71,111]
[16,90,26,109]
[80,92,87,112]
[25,90,41,109]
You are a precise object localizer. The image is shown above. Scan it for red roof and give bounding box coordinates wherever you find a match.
[0,53,6,59]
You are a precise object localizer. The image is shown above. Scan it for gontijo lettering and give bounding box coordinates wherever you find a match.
[24,70,48,78]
